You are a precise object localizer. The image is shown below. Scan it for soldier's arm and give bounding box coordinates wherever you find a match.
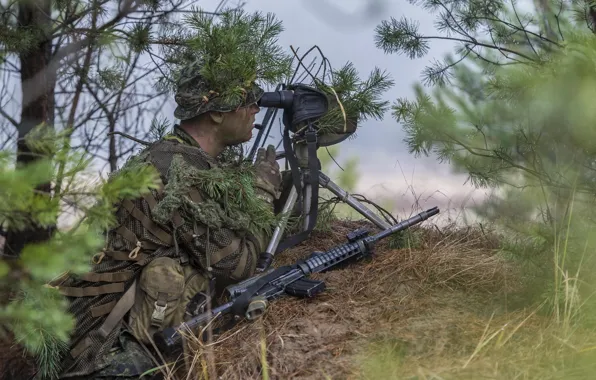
[188,222,269,282]
[171,178,274,282]
[191,144,280,281]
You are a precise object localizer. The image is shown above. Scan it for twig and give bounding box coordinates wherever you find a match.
[107,131,151,146]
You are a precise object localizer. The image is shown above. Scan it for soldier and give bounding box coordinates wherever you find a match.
[54,61,282,380]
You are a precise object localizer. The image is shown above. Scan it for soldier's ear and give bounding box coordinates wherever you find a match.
[209,112,225,125]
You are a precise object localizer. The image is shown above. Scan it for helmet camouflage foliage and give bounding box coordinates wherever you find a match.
[170,8,293,121]
[173,61,265,120]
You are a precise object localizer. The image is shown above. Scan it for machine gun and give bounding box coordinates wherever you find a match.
[153,206,440,357]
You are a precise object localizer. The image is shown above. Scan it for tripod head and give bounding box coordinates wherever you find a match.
[245,46,389,270]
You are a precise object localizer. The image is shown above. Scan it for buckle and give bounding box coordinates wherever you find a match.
[151,301,167,327]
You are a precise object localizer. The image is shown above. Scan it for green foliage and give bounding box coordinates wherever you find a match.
[393,28,596,200]
[156,7,294,101]
[0,0,212,175]
[20,234,101,284]
[1,285,74,380]
[149,116,172,142]
[337,156,360,192]
[315,147,366,222]
[0,158,59,231]
[357,337,406,379]
[387,227,423,250]
[315,62,394,135]
[0,2,41,55]
[373,0,592,86]
[0,125,160,378]
[152,154,279,237]
[377,0,596,323]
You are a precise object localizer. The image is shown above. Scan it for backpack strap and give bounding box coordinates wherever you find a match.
[64,182,210,359]
[114,177,206,256]
[69,279,137,359]
[58,283,126,297]
[120,198,173,246]
[58,141,222,375]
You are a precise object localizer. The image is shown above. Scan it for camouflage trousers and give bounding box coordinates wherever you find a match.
[68,331,162,380]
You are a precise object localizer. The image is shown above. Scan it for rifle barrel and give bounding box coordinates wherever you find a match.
[371,206,439,242]
[153,301,234,356]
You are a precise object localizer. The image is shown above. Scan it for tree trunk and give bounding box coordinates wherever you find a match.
[3,0,56,257]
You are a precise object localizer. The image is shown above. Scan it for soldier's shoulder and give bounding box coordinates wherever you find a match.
[143,136,212,175]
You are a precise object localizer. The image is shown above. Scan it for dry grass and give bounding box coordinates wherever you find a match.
[5,217,596,380]
[157,218,526,380]
[353,296,596,380]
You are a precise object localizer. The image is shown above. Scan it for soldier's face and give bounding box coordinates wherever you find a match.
[218,103,261,145]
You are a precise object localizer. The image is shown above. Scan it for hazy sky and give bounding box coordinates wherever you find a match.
[171,0,488,217]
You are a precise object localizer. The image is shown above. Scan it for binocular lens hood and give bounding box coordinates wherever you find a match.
[257,84,329,131]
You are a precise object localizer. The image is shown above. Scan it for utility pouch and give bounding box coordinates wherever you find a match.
[128,257,185,344]
[128,257,209,344]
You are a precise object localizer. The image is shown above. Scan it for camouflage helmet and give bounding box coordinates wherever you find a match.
[173,60,265,121]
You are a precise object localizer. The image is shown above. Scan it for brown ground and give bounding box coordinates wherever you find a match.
[0,219,526,380]
[4,218,596,380]
[169,219,520,380]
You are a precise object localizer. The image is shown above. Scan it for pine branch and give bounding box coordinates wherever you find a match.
[376,16,536,62]
[50,0,113,38]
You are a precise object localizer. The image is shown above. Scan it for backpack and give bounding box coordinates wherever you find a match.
[55,138,216,378]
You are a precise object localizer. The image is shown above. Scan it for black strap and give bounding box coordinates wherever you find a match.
[282,123,303,213]
[276,128,320,253]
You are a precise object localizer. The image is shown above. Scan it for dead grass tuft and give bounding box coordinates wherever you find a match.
[352,295,596,380]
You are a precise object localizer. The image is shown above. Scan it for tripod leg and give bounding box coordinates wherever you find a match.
[256,185,299,272]
[319,172,392,230]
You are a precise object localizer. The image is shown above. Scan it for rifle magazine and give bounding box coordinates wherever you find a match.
[285,278,326,298]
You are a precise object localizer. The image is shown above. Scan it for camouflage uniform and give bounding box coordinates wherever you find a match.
[55,62,280,380]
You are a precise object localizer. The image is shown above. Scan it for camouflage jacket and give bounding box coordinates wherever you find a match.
[57,126,267,378]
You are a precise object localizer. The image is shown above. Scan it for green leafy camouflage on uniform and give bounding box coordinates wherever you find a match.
[53,8,293,380]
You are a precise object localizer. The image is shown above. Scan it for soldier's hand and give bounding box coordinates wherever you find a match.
[254,145,281,203]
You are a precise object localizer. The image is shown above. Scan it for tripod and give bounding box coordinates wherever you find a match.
[254,125,392,271]
[247,83,395,271]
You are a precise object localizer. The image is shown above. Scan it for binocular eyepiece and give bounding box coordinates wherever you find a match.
[257,90,294,109]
